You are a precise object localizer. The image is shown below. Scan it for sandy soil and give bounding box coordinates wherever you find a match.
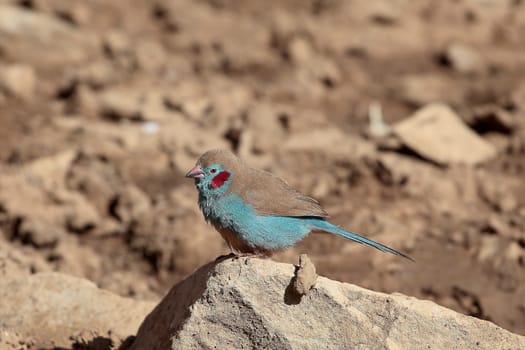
[0,0,524,338]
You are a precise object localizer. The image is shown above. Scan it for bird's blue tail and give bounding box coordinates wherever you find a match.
[313,220,413,261]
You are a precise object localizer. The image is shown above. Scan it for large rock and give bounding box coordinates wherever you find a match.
[131,258,525,350]
[393,103,497,166]
[0,272,155,349]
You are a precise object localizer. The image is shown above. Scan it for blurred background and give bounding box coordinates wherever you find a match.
[0,0,524,335]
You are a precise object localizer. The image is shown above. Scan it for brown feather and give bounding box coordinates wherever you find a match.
[197,149,328,218]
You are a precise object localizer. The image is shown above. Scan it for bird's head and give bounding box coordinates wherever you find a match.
[185,149,237,196]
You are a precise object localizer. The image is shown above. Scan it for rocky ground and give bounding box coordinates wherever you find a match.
[0,0,525,347]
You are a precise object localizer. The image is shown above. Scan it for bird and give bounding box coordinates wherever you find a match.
[185,149,412,260]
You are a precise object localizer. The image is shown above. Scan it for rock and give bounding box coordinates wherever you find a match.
[98,87,144,120]
[477,235,500,262]
[0,5,98,67]
[441,43,485,74]
[16,216,62,248]
[66,152,125,215]
[245,103,287,154]
[72,60,119,89]
[505,241,524,263]
[111,185,151,224]
[103,30,132,56]
[0,64,35,100]
[52,1,92,26]
[0,235,51,279]
[163,1,274,70]
[466,105,517,134]
[478,175,519,213]
[288,36,315,64]
[128,198,224,274]
[98,86,173,121]
[367,101,391,137]
[0,272,155,349]
[364,153,411,186]
[130,258,525,350]
[0,150,100,246]
[485,214,510,235]
[393,103,497,166]
[134,40,167,72]
[366,1,401,25]
[0,329,36,350]
[163,81,212,122]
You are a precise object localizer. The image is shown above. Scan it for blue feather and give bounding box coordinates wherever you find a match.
[310,220,413,261]
[203,192,411,260]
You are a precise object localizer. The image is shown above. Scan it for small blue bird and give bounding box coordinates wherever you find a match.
[186,149,411,260]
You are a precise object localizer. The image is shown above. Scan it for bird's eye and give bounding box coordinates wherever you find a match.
[210,168,217,174]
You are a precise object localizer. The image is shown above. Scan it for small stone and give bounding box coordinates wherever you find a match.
[477,235,500,262]
[104,30,131,56]
[16,217,62,248]
[487,215,509,235]
[478,178,519,214]
[54,2,91,25]
[0,64,36,100]
[499,195,518,213]
[441,43,485,74]
[368,102,391,137]
[112,185,151,224]
[505,242,523,263]
[65,199,100,234]
[98,88,143,120]
[288,37,315,64]
[74,61,118,88]
[292,254,317,296]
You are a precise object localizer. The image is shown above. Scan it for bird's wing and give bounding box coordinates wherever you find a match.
[230,167,328,218]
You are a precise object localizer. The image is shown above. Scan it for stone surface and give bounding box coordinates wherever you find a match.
[393,103,497,165]
[0,150,100,246]
[130,258,525,350]
[0,64,35,100]
[442,43,485,74]
[0,272,155,349]
[0,235,51,279]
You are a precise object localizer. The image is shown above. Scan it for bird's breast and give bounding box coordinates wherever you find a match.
[198,192,254,229]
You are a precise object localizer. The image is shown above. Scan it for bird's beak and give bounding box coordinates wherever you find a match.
[185,165,205,179]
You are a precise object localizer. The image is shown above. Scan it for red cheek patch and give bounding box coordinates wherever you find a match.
[211,171,231,189]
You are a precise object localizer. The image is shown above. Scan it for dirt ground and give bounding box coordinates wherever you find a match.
[1,0,525,338]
